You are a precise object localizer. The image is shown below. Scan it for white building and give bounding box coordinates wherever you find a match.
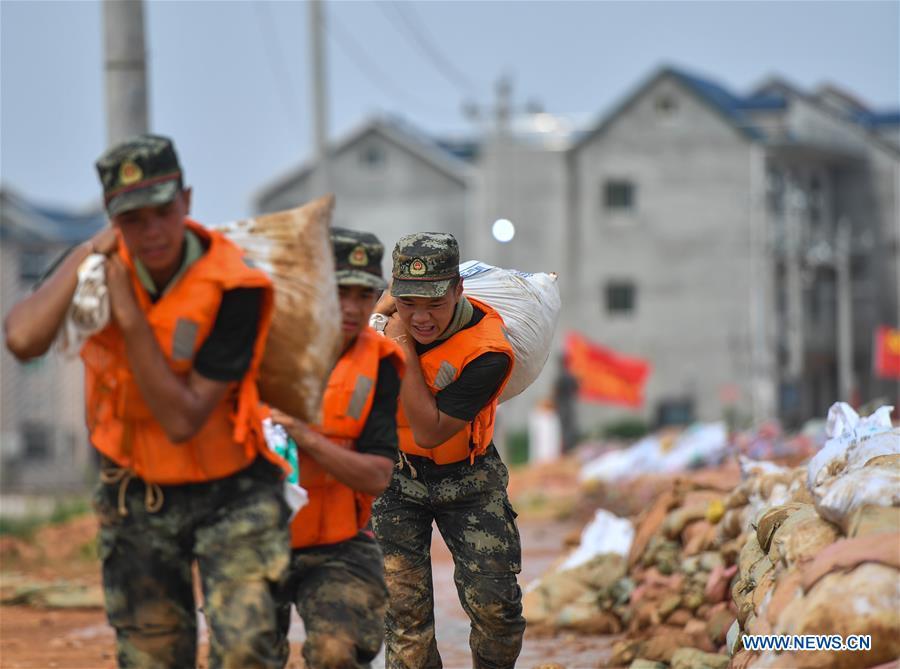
[257,65,900,434]
[0,188,104,491]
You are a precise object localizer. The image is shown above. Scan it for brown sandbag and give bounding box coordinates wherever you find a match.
[767,506,839,569]
[663,504,709,539]
[845,504,900,538]
[667,608,693,626]
[669,648,729,669]
[524,553,626,626]
[717,506,747,543]
[639,628,704,663]
[800,532,900,591]
[729,649,758,669]
[629,491,677,568]
[755,502,808,552]
[705,605,734,646]
[628,660,667,669]
[738,536,771,588]
[216,197,341,422]
[763,568,802,626]
[555,601,622,634]
[770,563,900,669]
[704,564,737,604]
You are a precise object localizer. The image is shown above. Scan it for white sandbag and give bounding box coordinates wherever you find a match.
[211,196,341,422]
[579,422,728,483]
[558,508,634,571]
[58,253,110,356]
[825,401,893,439]
[808,404,899,491]
[579,434,662,482]
[656,422,728,473]
[739,456,791,479]
[814,462,900,526]
[458,260,561,403]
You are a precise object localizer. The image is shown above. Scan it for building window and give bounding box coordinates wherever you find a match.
[655,95,678,117]
[603,180,635,210]
[767,169,785,217]
[360,144,386,169]
[21,421,52,461]
[809,174,823,228]
[656,398,694,427]
[19,250,51,283]
[605,281,636,314]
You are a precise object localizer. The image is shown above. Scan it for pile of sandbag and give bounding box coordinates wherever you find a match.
[525,466,744,667]
[523,509,634,634]
[579,423,730,484]
[524,403,899,669]
[728,403,900,669]
[608,467,751,668]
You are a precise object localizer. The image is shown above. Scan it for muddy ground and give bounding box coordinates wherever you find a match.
[1,462,619,668]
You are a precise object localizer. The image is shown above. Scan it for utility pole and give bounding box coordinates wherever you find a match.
[309,0,330,195]
[463,74,516,267]
[748,146,775,423]
[103,0,149,147]
[835,217,856,403]
[784,173,806,419]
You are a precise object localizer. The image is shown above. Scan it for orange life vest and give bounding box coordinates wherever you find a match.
[80,219,287,485]
[290,327,404,548]
[398,298,514,465]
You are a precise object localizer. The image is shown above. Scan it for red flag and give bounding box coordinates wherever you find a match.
[874,325,900,379]
[564,332,651,407]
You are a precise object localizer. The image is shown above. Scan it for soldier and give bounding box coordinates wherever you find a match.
[373,232,526,669]
[270,229,405,669]
[3,135,290,669]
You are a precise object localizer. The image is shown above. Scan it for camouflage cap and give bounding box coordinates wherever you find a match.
[390,232,460,298]
[95,134,183,217]
[331,227,387,290]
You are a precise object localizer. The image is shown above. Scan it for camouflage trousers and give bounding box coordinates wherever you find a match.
[274,532,388,668]
[93,457,291,669]
[371,445,525,669]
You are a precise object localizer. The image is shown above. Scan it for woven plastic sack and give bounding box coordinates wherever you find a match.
[458,260,561,402]
[60,197,341,424]
[213,196,341,422]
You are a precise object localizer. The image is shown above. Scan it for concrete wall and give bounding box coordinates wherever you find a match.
[570,74,760,428]
[0,241,93,492]
[782,97,900,407]
[258,127,469,276]
[467,138,571,432]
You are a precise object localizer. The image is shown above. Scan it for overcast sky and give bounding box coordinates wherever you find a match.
[1,0,898,223]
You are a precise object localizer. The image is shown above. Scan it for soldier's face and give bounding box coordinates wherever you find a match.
[395,281,464,345]
[339,284,379,347]
[113,189,191,280]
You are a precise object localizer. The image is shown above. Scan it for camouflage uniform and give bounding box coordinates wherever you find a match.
[90,135,291,669]
[274,533,389,669]
[373,232,525,669]
[94,457,290,669]
[273,229,397,669]
[372,447,525,669]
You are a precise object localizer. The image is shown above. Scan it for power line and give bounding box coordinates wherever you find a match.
[377,1,481,97]
[253,2,303,124]
[326,10,446,115]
